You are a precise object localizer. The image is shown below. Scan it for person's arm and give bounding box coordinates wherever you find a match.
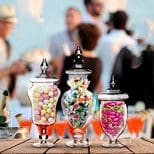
[0,60,27,78]
[0,67,12,78]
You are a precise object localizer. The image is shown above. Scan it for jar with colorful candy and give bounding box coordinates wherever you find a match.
[61,46,93,147]
[28,59,60,148]
[98,78,128,148]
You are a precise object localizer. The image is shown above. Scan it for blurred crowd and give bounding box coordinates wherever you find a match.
[0,0,154,137]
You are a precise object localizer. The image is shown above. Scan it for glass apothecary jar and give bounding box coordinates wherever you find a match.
[61,46,93,147]
[28,59,60,148]
[98,78,128,148]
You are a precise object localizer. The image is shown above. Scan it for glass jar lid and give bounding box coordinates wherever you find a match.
[30,58,58,83]
[65,46,92,75]
[98,77,129,101]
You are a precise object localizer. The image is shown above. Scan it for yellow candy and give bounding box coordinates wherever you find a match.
[41,110,46,115]
[44,87,49,93]
[41,117,46,122]
[43,104,48,110]
[49,98,56,104]
[33,92,40,98]
[33,88,39,93]
[47,108,51,113]
[49,98,53,103]
[33,98,39,103]
[50,112,55,117]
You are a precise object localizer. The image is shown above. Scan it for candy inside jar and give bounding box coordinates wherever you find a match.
[101,101,126,139]
[98,78,128,148]
[32,84,60,124]
[63,78,93,128]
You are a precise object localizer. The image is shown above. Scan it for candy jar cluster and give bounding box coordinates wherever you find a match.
[28,59,60,148]
[61,46,93,147]
[98,78,128,148]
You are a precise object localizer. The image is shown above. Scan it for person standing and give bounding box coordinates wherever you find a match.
[49,7,81,77]
[82,0,107,34]
[0,4,27,98]
[58,23,102,112]
[96,10,136,90]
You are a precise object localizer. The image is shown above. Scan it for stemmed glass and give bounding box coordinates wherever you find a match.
[91,111,103,139]
[54,112,67,138]
[127,113,144,138]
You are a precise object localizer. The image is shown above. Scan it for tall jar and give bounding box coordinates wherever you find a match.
[61,46,93,147]
[98,78,128,148]
[28,59,60,148]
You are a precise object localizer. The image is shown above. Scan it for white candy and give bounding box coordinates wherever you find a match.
[48,103,53,108]
[34,110,40,115]
[48,118,54,123]
[38,102,43,107]
[49,91,54,97]
[39,88,44,93]
[44,99,49,104]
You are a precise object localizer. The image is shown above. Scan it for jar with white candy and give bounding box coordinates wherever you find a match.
[28,59,60,148]
[98,77,128,148]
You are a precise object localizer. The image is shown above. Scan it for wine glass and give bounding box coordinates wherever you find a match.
[127,113,144,138]
[19,117,32,134]
[91,111,103,139]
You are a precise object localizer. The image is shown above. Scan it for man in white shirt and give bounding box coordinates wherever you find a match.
[49,7,81,76]
[0,5,27,97]
[96,11,136,90]
[82,0,107,34]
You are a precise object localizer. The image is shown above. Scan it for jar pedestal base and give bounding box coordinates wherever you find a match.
[66,140,90,148]
[32,142,55,148]
[102,142,124,148]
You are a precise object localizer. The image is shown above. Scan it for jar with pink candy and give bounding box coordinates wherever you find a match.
[98,78,128,148]
[28,59,60,148]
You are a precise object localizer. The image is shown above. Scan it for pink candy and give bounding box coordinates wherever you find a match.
[101,101,125,137]
[45,113,50,119]
[35,114,41,121]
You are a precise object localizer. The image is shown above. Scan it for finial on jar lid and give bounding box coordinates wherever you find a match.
[39,58,50,78]
[110,76,116,88]
[73,46,84,69]
[40,58,48,73]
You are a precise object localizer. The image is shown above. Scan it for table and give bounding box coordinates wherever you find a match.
[0,138,154,153]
